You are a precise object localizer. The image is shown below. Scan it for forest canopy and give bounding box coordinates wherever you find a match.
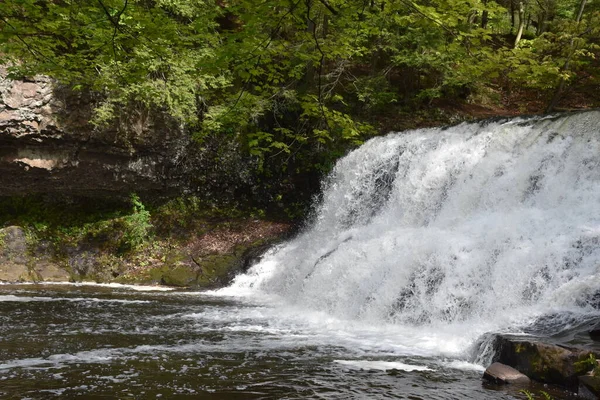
[1,0,599,175]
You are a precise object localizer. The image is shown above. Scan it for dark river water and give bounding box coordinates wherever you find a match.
[0,283,576,399]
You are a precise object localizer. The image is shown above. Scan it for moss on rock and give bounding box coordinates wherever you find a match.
[495,336,598,388]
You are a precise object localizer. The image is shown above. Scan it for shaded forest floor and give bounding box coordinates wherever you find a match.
[372,81,600,134]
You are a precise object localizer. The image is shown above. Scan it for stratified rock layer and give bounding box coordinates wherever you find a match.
[0,69,264,205]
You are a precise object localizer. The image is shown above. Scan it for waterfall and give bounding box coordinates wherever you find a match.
[225,111,600,355]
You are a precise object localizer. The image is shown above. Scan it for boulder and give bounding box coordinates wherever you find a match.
[0,225,72,283]
[495,336,596,388]
[483,362,530,384]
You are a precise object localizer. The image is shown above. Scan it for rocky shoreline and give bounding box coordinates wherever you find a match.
[0,219,291,288]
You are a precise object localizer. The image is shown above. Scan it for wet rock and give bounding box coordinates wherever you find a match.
[579,375,600,400]
[589,322,600,339]
[159,265,199,287]
[495,336,596,388]
[227,242,273,281]
[483,362,530,384]
[67,249,100,278]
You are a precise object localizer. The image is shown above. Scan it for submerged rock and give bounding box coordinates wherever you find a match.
[483,362,530,384]
[494,336,597,388]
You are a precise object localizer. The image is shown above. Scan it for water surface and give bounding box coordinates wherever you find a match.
[0,283,555,399]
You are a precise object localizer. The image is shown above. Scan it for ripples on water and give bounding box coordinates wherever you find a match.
[0,283,558,399]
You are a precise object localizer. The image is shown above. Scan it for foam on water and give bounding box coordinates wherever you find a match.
[220,111,600,358]
[334,360,433,372]
[25,282,175,291]
[0,295,150,303]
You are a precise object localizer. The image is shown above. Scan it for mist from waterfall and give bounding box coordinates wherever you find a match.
[223,111,600,358]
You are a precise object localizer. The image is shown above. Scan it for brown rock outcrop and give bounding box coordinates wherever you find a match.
[494,336,597,388]
[0,68,263,204]
[483,362,531,384]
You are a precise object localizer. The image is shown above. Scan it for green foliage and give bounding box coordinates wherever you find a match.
[1,0,598,193]
[574,352,599,375]
[0,195,153,256]
[120,194,153,252]
[151,195,249,234]
[520,390,554,400]
[0,0,226,125]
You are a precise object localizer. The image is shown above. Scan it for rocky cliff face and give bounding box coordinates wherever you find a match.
[0,67,184,199]
[0,69,261,203]
[0,71,294,287]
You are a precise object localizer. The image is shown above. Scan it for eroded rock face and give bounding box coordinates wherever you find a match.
[0,69,264,203]
[0,68,181,198]
[0,67,317,213]
[0,226,30,281]
[0,226,71,282]
[0,68,57,136]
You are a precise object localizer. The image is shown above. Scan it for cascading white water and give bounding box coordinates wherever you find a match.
[225,111,600,356]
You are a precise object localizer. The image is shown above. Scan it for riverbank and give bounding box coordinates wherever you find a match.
[0,196,292,287]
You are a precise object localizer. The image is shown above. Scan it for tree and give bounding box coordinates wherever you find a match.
[1,0,597,183]
[546,0,591,112]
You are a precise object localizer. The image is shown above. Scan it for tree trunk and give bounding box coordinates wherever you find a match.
[482,10,489,29]
[468,11,478,27]
[510,0,515,31]
[514,2,525,48]
[536,12,546,35]
[546,0,588,112]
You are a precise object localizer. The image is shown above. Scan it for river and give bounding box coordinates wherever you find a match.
[0,282,572,399]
